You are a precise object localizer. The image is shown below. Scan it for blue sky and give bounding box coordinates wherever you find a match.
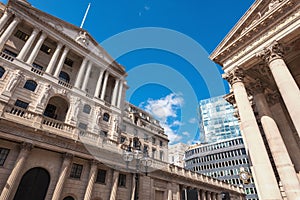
[2,0,254,144]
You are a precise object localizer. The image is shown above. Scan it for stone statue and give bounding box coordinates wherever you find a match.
[38,84,51,106]
[95,106,102,125]
[76,31,89,46]
[5,70,21,92]
[67,97,81,122]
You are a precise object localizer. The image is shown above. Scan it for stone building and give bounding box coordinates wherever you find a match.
[168,143,188,168]
[0,0,245,200]
[210,0,300,199]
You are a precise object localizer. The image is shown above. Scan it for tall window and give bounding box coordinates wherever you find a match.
[59,71,70,83]
[0,148,9,166]
[160,151,164,161]
[23,80,37,92]
[70,163,83,179]
[118,174,126,187]
[83,104,91,114]
[15,100,29,109]
[103,113,110,122]
[95,169,107,184]
[43,104,57,119]
[0,66,5,78]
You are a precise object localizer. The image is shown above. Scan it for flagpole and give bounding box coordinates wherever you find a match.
[80,3,91,29]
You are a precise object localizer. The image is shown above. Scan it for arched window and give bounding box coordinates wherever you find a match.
[83,104,91,114]
[59,71,70,83]
[0,66,5,78]
[23,80,37,92]
[63,196,75,200]
[103,113,110,122]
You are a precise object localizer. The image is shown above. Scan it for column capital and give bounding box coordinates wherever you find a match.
[63,152,74,160]
[257,41,284,63]
[222,67,245,85]
[266,91,281,105]
[247,79,265,95]
[20,142,33,151]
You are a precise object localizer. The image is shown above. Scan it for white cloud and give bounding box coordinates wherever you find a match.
[182,131,190,136]
[188,118,197,124]
[172,120,183,127]
[162,124,182,144]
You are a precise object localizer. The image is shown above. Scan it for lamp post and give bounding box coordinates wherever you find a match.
[122,137,152,200]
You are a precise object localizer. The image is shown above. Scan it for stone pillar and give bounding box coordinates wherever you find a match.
[0,142,33,200]
[83,160,98,200]
[53,46,69,78]
[184,188,188,200]
[94,69,104,98]
[100,71,109,100]
[258,41,300,138]
[117,81,124,108]
[0,11,11,31]
[111,79,120,106]
[167,183,172,200]
[16,28,39,61]
[46,42,63,74]
[51,153,73,200]
[252,84,300,199]
[26,32,47,65]
[223,68,282,199]
[0,16,20,50]
[206,191,211,200]
[74,57,88,88]
[81,61,93,91]
[200,190,206,200]
[109,170,119,200]
[176,184,181,200]
[130,174,136,200]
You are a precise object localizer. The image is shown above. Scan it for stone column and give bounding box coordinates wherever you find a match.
[0,16,20,50]
[100,71,109,100]
[258,41,300,138]
[223,68,282,199]
[83,160,98,200]
[16,28,39,61]
[53,46,69,78]
[74,57,88,88]
[184,188,188,200]
[130,174,136,200]
[111,79,120,106]
[81,61,93,91]
[94,69,104,98]
[117,81,124,108]
[167,183,172,200]
[0,142,33,200]
[51,153,73,200]
[200,190,206,200]
[46,42,63,74]
[0,11,11,31]
[26,32,47,65]
[206,191,211,200]
[252,84,300,199]
[109,170,119,200]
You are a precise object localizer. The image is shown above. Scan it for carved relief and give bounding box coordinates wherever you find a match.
[37,84,52,107]
[257,41,284,63]
[76,31,89,47]
[222,67,245,85]
[66,96,81,122]
[4,70,22,93]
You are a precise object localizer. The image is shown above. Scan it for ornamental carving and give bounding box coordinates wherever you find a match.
[222,67,245,85]
[256,41,284,63]
[247,79,265,95]
[76,31,89,47]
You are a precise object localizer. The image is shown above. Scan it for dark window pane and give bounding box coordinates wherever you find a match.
[103,113,110,122]
[15,100,29,109]
[3,49,17,57]
[70,163,83,179]
[0,148,9,166]
[32,63,44,70]
[64,58,73,67]
[0,66,5,78]
[95,169,106,184]
[83,104,91,114]
[23,80,37,92]
[14,30,29,41]
[59,71,70,83]
[118,174,126,187]
[43,104,57,119]
[40,44,52,55]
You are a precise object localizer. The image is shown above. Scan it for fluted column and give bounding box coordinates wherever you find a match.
[0,16,20,50]
[252,82,300,199]
[100,71,109,100]
[109,170,119,200]
[46,42,63,74]
[94,69,104,98]
[74,57,88,88]
[81,61,93,91]
[26,32,47,64]
[83,160,98,200]
[0,143,33,200]
[111,79,120,106]
[16,28,39,61]
[117,81,124,108]
[51,153,73,200]
[223,68,282,199]
[0,11,12,31]
[53,46,69,78]
[258,41,300,138]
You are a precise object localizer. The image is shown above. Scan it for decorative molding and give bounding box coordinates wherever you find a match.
[222,67,245,85]
[256,41,284,63]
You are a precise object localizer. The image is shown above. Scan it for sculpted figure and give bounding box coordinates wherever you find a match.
[38,84,51,106]
[6,70,21,92]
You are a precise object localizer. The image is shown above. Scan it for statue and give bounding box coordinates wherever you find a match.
[67,97,81,122]
[76,31,89,47]
[95,106,102,125]
[5,70,21,92]
[38,84,51,107]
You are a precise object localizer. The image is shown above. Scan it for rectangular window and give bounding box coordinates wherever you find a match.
[159,140,163,147]
[159,151,163,161]
[64,57,74,67]
[152,137,156,145]
[70,163,83,179]
[118,174,126,187]
[95,169,106,184]
[14,30,29,41]
[3,49,17,57]
[32,63,44,70]
[120,136,126,143]
[40,44,52,55]
[0,148,10,166]
[152,148,156,158]
[15,99,29,109]
[78,123,87,130]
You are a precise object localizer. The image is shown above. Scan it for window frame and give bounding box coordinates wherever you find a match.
[23,80,38,92]
[69,163,83,179]
[95,169,107,184]
[0,148,10,166]
[118,174,126,187]
[0,66,5,78]
[15,99,29,109]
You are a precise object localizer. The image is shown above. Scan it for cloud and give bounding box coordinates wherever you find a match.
[182,131,190,136]
[161,124,182,144]
[188,117,197,124]
[144,5,151,11]
[171,120,183,127]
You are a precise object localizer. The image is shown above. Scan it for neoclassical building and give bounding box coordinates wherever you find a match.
[0,0,245,200]
[210,0,300,199]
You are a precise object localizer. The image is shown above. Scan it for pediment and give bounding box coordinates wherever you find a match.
[210,0,288,64]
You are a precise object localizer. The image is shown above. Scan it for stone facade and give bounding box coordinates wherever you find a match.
[0,0,245,200]
[210,0,300,199]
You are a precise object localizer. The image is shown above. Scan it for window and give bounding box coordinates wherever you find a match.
[152,137,156,145]
[83,104,91,114]
[143,145,148,154]
[59,71,70,83]
[152,148,156,158]
[118,174,126,187]
[3,49,17,57]
[23,80,37,92]
[32,63,44,70]
[159,140,163,147]
[103,113,110,122]
[78,123,87,130]
[95,169,107,184]
[64,58,74,67]
[0,66,5,78]
[70,163,83,179]
[100,130,108,137]
[15,99,29,109]
[43,104,56,119]
[120,136,126,143]
[40,44,52,54]
[0,148,9,166]
[160,151,164,160]
[14,30,29,41]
